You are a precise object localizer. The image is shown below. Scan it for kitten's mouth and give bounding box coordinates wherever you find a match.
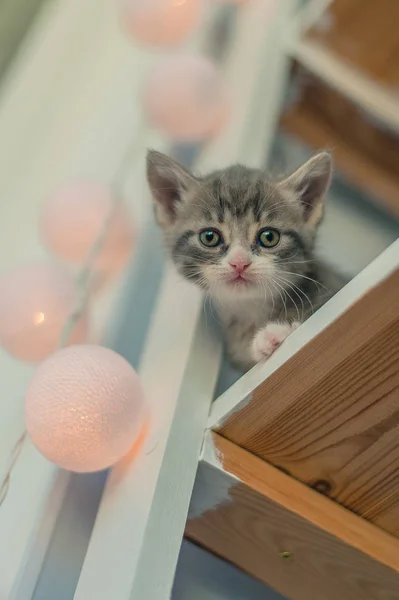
[228,274,251,286]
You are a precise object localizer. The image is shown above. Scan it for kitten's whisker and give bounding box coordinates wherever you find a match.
[277,275,315,317]
[274,276,301,322]
[275,275,306,321]
[288,279,314,316]
[276,249,300,262]
[278,259,314,266]
[263,197,294,214]
[261,279,276,318]
[275,250,308,264]
[204,289,221,326]
[270,278,288,320]
[282,271,328,292]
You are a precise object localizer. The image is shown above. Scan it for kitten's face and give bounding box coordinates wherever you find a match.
[147,151,332,303]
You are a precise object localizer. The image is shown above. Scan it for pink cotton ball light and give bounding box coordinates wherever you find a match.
[143,54,230,142]
[0,263,88,363]
[40,181,134,276]
[122,0,202,47]
[25,345,145,473]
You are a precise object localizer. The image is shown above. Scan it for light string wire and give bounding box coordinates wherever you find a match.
[0,128,145,507]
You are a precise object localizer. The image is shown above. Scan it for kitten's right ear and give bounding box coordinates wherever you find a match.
[146,150,195,228]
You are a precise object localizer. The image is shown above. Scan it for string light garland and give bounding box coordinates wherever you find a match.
[0,263,89,362]
[0,0,233,505]
[0,138,143,505]
[25,344,145,473]
[41,180,135,279]
[122,0,203,47]
[143,53,230,142]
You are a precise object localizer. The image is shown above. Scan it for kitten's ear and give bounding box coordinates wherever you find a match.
[146,150,196,228]
[279,152,332,228]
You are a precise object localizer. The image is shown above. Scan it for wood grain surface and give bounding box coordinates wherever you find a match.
[281,65,399,217]
[216,269,399,537]
[186,433,399,600]
[308,0,399,89]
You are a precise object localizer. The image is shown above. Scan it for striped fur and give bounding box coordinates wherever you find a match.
[147,150,346,370]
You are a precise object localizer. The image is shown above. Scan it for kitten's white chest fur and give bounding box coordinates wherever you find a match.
[217,296,274,331]
[215,296,276,370]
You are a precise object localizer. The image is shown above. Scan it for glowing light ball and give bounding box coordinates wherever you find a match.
[0,263,88,362]
[122,0,202,47]
[25,345,145,472]
[143,54,230,142]
[41,181,134,274]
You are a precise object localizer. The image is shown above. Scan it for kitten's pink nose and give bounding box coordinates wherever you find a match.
[228,257,251,273]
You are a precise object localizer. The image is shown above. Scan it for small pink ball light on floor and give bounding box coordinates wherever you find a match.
[143,54,230,142]
[122,0,202,47]
[0,263,88,362]
[25,345,145,473]
[40,181,134,276]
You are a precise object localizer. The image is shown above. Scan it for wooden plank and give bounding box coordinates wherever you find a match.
[213,245,399,536]
[280,65,399,217]
[281,100,399,218]
[307,0,399,91]
[187,432,399,600]
[290,39,399,134]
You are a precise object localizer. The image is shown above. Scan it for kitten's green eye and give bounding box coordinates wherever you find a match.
[258,228,280,248]
[199,229,222,248]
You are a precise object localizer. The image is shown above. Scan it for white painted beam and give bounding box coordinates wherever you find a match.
[74,270,220,600]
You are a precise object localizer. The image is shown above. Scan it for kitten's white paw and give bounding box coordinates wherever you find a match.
[252,322,300,363]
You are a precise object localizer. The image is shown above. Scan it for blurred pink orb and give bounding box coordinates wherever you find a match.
[143,54,230,142]
[122,0,202,47]
[0,263,88,362]
[41,181,134,274]
[25,345,145,472]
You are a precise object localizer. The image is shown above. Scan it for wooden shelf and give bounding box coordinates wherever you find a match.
[292,39,399,134]
[187,433,399,600]
[281,105,399,218]
[215,267,399,537]
[196,239,399,600]
[307,0,399,91]
[280,65,399,218]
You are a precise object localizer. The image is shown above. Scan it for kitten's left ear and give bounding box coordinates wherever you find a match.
[146,150,196,228]
[279,152,332,228]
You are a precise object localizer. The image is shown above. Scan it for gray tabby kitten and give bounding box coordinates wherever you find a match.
[147,150,345,371]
